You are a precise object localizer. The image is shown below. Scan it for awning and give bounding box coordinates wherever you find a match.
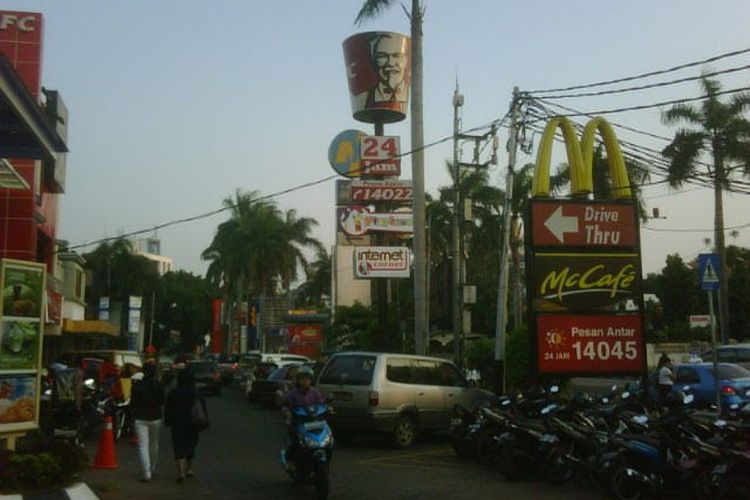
[62,319,118,337]
[0,158,29,189]
[0,55,67,162]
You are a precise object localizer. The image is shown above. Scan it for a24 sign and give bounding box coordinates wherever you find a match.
[360,136,401,176]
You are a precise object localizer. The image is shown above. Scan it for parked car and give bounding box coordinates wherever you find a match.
[673,362,750,408]
[173,353,197,368]
[261,353,311,366]
[186,360,222,396]
[250,363,302,407]
[244,361,279,400]
[216,354,240,386]
[700,344,750,369]
[316,352,492,448]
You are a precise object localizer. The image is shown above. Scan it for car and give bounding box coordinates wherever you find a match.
[216,354,240,386]
[186,361,222,396]
[673,362,750,408]
[244,361,279,400]
[700,344,750,370]
[316,352,492,448]
[250,364,303,407]
[261,353,311,366]
[173,352,197,368]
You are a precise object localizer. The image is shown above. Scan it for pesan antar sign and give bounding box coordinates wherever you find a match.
[526,116,646,377]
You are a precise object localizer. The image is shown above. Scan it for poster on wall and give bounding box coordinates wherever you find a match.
[0,259,46,434]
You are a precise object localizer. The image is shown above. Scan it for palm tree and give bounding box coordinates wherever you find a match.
[296,248,332,308]
[356,0,427,354]
[280,208,324,308]
[661,77,750,342]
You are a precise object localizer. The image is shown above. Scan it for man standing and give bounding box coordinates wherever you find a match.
[131,362,165,482]
[657,354,674,404]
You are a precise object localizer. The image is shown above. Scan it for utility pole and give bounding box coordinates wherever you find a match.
[452,84,464,367]
[494,87,521,394]
[374,121,389,350]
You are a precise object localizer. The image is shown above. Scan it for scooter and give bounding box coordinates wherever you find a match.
[280,404,334,500]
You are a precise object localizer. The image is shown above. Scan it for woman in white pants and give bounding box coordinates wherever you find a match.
[130,362,165,482]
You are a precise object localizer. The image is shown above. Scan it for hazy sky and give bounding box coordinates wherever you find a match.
[6,0,750,276]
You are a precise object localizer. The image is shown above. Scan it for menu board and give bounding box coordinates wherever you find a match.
[0,259,46,434]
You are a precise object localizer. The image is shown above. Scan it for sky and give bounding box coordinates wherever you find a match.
[5,0,750,276]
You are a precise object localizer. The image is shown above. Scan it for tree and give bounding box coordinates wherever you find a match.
[154,271,216,352]
[356,0,427,354]
[295,248,332,309]
[279,208,323,307]
[661,77,750,342]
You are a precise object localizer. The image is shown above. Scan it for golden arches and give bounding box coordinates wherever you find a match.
[532,116,632,199]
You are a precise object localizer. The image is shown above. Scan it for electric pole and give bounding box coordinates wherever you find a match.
[495,87,521,394]
[452,84,464,368]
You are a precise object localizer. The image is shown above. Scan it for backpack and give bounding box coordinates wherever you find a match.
[191,397,209,431]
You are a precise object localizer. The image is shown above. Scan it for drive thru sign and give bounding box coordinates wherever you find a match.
[698,253,720,291]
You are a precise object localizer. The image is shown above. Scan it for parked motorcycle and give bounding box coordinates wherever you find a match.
[280,403,334,500]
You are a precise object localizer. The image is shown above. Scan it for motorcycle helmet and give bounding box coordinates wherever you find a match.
[295,366,314,383]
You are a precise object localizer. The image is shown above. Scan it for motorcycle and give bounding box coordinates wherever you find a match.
[280,404,334,500]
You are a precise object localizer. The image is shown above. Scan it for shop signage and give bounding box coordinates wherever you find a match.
[0,11,43,96]
[343,31,411,124]
[328,129,367,178]
[337,179,413,204]
[353,246,411,279]
[337,206,412,236]
[526,117,645,377]
[0,259,46,434]
[0,13,37,32]
[359,135,401,176]
[531,201,636,247]
[536,314,643,373]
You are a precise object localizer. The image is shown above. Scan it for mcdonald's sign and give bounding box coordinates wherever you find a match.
[525,116,646,377]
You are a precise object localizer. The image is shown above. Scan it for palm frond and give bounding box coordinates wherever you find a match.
[355,0,396,25]
[662,103,703,126]
[661,130,705,187]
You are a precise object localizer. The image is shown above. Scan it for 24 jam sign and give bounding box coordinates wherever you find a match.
[359,136,401,176]
[537,314,643,373]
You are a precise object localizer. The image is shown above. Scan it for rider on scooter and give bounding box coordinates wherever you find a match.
[282,366,325,469]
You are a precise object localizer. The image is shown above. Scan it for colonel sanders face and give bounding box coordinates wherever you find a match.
[371,34,407,95]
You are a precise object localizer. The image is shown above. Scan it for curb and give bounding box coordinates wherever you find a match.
[0,482,99,500]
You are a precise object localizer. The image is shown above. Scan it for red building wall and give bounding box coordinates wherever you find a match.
[0,11,58,270]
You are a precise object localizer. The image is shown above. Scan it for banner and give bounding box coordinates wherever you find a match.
[338,206,412,236]
[353,247,411,279]
[0,259,46,434]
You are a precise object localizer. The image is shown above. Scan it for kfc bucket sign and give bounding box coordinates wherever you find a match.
[354,247,411,279]
[343,32,411,124]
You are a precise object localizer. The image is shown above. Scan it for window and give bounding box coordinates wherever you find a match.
[675,367,700,384]
[319,355,376,386]
[285,366,299,380]
[386,358,413,384]
[736,349,750,363]
[437,362,468,388]
[413,360,440,385]
[711,365,750,380]
[717,349,737,362]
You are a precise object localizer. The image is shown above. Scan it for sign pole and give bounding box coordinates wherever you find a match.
[708,289,721,414]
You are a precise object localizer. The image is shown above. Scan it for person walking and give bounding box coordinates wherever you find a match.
[130,361,165,482]
[657,354,675,404]
[165,369,207,483]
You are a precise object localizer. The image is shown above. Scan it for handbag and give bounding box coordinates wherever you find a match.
[191,397,209,431]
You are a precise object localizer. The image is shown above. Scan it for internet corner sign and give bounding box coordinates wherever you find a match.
[353,247,410,279]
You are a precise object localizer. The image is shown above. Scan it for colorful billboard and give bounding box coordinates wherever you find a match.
[353,247,411,279]
[359,135,401,176]
[337,206,413,236]
[530,201,637,248]
[336,179,413,205]
[0,259,45,433]
[343,32,411,124]
[0,11,43,97]
[328,129,367,178]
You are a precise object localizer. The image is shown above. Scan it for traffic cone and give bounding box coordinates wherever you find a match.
[93,416,119,469]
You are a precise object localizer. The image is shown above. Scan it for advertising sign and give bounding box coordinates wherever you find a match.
[689,315,711,329]
[531,201,636,247]
[288,324,323,344]
[337,179,413,204]
[353,246,411,279]
[0,259,45,434]
[359,135,401,176]
[531,253,640,312]
[328,129,367,178]
[537,314,643,373]
[338,206,413,236]
[0,11,43,97]
[343,32,411,124]
[526,117,645,377]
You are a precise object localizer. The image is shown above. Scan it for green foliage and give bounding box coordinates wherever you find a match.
[155,270,217,351]
[83,238,160,304]
[506,325,532,391]
[0,434,87,493]
[331,301,407,352]
[727,245,750,340]
[653,254,704,325]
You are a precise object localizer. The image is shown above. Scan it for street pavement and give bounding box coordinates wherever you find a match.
[83,387,607,499]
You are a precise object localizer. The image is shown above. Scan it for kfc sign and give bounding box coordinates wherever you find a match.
[0,13,36,32]
[343,32,411,124]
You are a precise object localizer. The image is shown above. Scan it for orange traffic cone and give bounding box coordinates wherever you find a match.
[93,416,119,469]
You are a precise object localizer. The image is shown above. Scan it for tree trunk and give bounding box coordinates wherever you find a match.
[411,0,427,355]
[713,152,731,343]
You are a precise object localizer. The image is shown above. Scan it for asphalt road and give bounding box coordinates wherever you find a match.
[84,387,607,500]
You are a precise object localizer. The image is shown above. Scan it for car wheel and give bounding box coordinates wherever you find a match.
[392,415,417,449]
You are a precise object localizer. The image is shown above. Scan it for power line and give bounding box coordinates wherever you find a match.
[530,63,750,100]
[528,46,750,94]
[642,220,750,233]
[66,114,510,252]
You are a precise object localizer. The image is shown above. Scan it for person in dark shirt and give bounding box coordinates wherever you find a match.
[130,361,165,482]
[165,369,206,483]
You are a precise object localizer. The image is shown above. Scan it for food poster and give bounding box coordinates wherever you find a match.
[0,260,46,434]
[0,375,37,425]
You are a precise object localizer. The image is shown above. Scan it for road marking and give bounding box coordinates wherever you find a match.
[354,447,465,470]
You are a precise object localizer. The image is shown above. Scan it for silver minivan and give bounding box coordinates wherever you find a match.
[317,352,491,448]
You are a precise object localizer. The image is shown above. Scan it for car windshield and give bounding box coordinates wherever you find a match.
[268,368,287,382]
[711,365,750,380]
[319,355,376,386]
